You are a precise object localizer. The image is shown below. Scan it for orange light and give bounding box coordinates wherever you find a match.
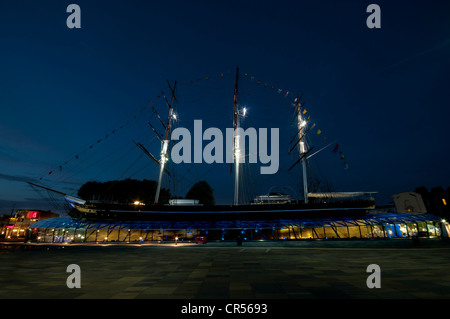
[443,198,447,206]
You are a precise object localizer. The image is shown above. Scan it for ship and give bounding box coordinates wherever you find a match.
[29,67,376,222]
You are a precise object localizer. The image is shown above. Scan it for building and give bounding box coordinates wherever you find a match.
[0,209,59,241]
[28,212,446,243]
[392,192,428,214]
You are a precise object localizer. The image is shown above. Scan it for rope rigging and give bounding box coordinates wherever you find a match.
[31,69,350,207]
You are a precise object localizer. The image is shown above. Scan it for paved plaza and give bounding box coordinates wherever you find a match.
[1,239,450,299]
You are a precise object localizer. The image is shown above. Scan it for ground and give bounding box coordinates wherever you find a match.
[1,239,450,300]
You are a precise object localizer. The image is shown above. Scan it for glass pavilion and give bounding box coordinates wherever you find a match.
[29,213,445,243]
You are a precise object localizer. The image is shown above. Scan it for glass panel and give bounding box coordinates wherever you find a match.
[65,228,76,243]
[84,228,97,242]
[299,228,313,239]
[347,226,361,238]
[130,230,143,242]
[313,228,326,239]
[324,227,338,239]
[359,226,370,238]
[74,228,86,242]
[427,223,440,236]
[117,228,128,242]
[406,223,418,237]
[278,228,290,240]
[372,225,385,238]
[385,225,396,238]
[334,226,350,239]
[96,229,108,242]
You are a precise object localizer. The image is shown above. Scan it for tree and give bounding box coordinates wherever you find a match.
[185,181,215,206]
[77,179,170,204]
[415,186,430,207]
[415,185,450,219]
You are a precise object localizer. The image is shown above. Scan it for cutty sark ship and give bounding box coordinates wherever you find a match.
[29,67,376,222]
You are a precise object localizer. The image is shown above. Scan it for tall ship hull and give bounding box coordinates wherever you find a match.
[66,195,376,222]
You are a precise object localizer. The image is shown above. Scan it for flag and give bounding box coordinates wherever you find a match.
[303,109,307,115]
[332,144,340,153]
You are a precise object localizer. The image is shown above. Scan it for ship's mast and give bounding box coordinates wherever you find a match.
[295,95,309,204]
[233,66,240,205]
[154,80,177,204]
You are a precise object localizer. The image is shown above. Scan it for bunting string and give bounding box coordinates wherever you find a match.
[40,71,233,185]
[38,94,170,182]
[40,69,349,185]
[240,71,349,170]
[177,70,350,169]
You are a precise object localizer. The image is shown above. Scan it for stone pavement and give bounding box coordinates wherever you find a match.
[1,239,450,299]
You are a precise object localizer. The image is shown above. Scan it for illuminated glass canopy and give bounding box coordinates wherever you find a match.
[29,213,443,243]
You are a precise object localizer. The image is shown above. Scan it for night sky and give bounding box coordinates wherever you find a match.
[1,0,450,215]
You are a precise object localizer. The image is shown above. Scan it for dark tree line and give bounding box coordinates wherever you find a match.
[415,186,450,220]
[185,180,215,206]
[77,179,215,205]
[77,179,170,204]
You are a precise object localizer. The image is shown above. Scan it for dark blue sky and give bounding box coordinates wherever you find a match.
[1,0,450,214]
